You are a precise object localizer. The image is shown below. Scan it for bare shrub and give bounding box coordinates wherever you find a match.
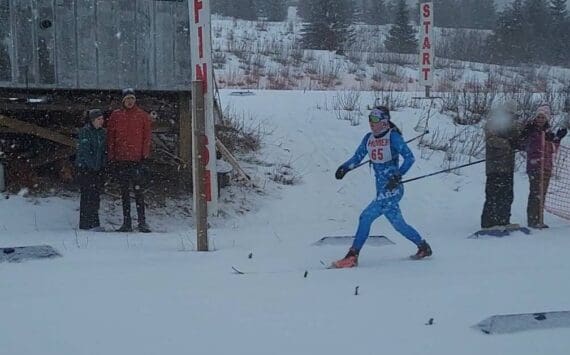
[372,86,408,110]
[381,53,415,66]
[332,90,363,125]
[441,90,460,113]
[366,52,381,66]
[347,62,359,74]
[212,49,227,69]
[250,54,266,69]
[272,48,291,65]
[418,127,449,160]
[213,24,223,39]
[268,163,301,185]
[216,106,268,154]
[257,36,285,56]
[256,20,269,32]
[346,50,362,65]
[304,50,316,63]
[307,59,343,88]
[441,127,485,168]
[333,90,361,111]
[290,46,304,65]
[371,65,383,83]
[448,79,496,125]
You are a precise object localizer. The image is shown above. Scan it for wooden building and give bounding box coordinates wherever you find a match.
[0,0,198,191]
[0,0,191,90]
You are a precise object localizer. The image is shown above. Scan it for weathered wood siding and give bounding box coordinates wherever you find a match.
[0,0,191,91]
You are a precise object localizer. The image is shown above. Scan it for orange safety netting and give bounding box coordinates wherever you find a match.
[546,144,570,220]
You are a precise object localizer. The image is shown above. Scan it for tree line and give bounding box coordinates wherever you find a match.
[211,0,569,67]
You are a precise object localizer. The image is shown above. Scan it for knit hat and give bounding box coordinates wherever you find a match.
[369,106,391,136]
[535,105,551,120]
[122,88,136,101]
[87,109,104,122]
[369,106,390,122]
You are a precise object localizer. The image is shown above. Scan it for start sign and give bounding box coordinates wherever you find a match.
[189,0,218,216]
[419,2,434,87]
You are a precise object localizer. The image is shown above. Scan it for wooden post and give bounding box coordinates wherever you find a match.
[192,81,208,251]
[178,91,192,166]
[178,91,192,191]
[425,85,431,98]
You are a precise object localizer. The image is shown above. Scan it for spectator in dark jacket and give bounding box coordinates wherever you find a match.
[107,88,152,233]
[76,109,107,231]
[481,101,523,230]
[521,105,567,229]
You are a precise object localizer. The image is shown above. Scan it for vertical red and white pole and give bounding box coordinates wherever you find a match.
[189,0,218,216]
[419,2,434,98]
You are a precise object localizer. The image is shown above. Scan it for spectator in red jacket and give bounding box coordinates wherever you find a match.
[107,88,152,233]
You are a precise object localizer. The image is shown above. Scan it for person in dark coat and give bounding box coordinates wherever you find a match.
[107,88,152,233]
[481,101,523,230]
[520,105,567,229]
[76,109,107,231]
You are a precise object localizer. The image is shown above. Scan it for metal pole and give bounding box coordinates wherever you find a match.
[192,80,208,251]
[401,159,486,184]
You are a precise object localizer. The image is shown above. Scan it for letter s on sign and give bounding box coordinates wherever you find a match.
[422,4,430,18]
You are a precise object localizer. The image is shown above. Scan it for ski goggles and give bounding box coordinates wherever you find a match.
[369,115,383,123]
[369,113,389,123]
[369,107,390,123]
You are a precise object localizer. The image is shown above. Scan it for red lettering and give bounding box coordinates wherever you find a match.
[422,37,431,50]
[198,26,204,58]
[194,0,203,23]
[422,4,431,18]
[195,63,208,93]
[422,68,430,81]
[422,52,431,65]
[423,20,431,34]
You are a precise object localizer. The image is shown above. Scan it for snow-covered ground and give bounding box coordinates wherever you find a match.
[2,90,570,355]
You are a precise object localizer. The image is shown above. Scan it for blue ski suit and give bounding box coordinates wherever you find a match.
[340,129,424,252]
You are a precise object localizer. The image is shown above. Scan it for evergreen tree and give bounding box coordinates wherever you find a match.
[258,0,288,22]
[233,0,258,20]
[470,0,496,29]
[0,0,10,80]
[432,0,460,28]
[550,0,568,21]
[549,0,569,64]
[297,0,312,20]
[384,0,418,53]
[300,0,354,52]
[487,0,526,64]
[212,0,232,16]
[522,0,550,63]
[385,0,398,24]
[361,0,388,25]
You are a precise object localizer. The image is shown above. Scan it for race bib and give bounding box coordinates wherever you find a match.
[367,133,392,163]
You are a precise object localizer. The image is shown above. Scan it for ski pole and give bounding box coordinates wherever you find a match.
[351,130,430,170]
[401,158,485,184]
[406,129,429,144]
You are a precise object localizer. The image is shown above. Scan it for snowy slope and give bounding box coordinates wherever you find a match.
[1,90,570,355]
